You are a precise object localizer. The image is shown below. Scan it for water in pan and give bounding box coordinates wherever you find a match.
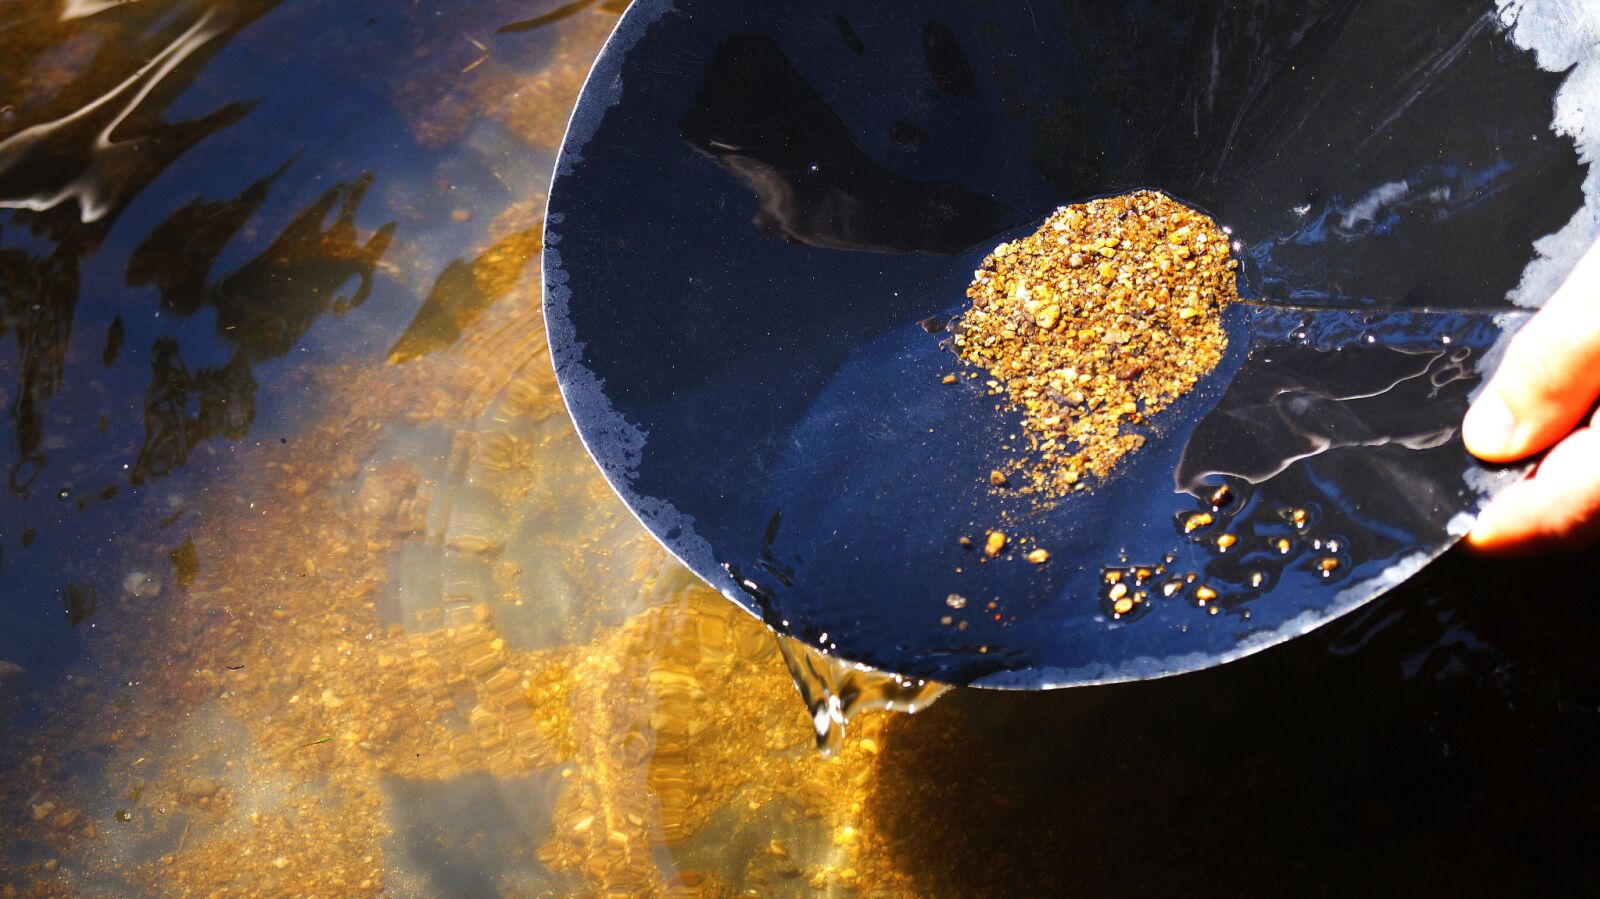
[0,1,1598,897]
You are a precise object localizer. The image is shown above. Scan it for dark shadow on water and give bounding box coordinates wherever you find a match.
[867,546,1600,896]
[0,0,282,496]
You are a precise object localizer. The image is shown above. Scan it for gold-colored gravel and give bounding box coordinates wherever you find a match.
[954,191,1239,495]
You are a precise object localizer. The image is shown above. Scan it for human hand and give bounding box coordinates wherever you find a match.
[1462,240,1600,555]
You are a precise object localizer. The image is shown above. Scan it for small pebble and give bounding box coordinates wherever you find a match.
[984,531,1007,557]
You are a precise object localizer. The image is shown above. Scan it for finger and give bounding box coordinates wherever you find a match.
[1467,425,1600,555]
[1463,241,1600,462]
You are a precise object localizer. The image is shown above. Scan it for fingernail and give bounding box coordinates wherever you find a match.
[1463,392,1516,458]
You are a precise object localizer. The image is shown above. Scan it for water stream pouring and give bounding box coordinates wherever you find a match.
[544,0,1593,690]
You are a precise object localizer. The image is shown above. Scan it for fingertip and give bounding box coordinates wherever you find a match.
[1467,427,1600,556]
[1465,496,1522,556]
[1465,478,1551,557]
[1464,523,1520,556]
[1463,391,1521,462]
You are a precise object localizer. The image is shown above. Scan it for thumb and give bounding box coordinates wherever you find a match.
[1464,240,1600,462]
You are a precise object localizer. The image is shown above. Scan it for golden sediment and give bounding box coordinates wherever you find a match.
[983,531,1008,558]
[0,6,937,896]
[0,218,918,895]
[954,191,1239,495]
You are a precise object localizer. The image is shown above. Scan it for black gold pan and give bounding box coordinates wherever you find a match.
[543,0,1589,687]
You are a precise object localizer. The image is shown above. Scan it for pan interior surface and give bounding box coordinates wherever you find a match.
[545,0,1587,687]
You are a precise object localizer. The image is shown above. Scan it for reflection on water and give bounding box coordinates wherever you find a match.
[0,2,937,894]
[2,1,1600,897]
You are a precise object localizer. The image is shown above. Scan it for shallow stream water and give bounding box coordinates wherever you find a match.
[2,2,1599,896]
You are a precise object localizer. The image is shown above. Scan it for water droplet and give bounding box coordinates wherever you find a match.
[1360,331,1377,345]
